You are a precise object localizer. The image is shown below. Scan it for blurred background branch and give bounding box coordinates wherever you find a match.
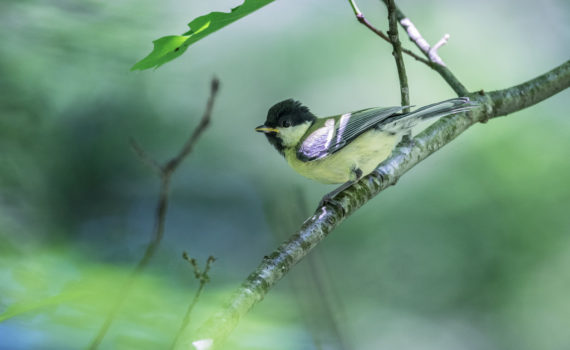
[171,253,216,349]
[88,78,220,349]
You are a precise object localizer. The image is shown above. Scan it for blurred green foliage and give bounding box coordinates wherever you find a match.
[0,0,569,349]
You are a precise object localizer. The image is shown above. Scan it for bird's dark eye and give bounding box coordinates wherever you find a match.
[281,120,291,128]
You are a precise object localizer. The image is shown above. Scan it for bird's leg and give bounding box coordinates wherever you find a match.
[318,168,363,213]
[320,180,354,206]
[399,131,414,146]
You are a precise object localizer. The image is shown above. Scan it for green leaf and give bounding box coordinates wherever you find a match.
[132,0,275,71]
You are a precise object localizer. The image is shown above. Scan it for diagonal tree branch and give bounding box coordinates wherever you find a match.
[175,61,570,350]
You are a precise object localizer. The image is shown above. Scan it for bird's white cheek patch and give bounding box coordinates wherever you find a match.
[278,122,312,148]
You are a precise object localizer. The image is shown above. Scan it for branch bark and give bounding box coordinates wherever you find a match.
[176,61,570,350]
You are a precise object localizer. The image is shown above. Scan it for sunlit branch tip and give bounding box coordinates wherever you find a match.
[399,17,447,66]
[428,33,450,66]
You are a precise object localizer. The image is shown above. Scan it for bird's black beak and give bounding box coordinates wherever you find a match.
[255,125,279,134]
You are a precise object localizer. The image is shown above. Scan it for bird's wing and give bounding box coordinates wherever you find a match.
[329,106,406,152]
[297,118,336,161]
[297,106,406,161]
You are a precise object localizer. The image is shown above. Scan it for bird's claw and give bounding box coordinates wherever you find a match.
[318,195,345,215]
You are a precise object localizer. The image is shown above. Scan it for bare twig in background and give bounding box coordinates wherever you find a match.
[129,138,162,175]
[165,78,220,174]
[382,1,468,96]
[87,78,220,350]
[171,253,216,349]
[386,0,410,112]
[176,60,570,350]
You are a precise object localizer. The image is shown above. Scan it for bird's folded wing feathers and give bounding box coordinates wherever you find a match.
[298,106,406,161]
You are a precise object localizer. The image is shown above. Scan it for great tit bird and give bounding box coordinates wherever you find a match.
[255,97,477,204]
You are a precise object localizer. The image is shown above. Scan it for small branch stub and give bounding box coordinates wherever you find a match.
[429,33,450,65]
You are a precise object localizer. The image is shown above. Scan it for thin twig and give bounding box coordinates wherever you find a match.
[166,78,220,174]
[129,137,162,175]
[293,189,350,350]
[386,0,410,111]
[171,254,216,349]
[87,77,220,350]
[350,0,468,96]
[382,1,468,96]
[348,0,430,65]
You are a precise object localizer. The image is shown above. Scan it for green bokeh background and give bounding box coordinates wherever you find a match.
[1,0,569,349]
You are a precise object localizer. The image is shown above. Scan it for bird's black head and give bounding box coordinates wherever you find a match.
[255,99,316,155]
[265,99,315,128]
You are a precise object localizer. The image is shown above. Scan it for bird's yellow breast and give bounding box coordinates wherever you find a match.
[284,129,400,184]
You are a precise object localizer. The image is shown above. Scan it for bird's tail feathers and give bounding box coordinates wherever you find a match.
[383,97,478,136]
